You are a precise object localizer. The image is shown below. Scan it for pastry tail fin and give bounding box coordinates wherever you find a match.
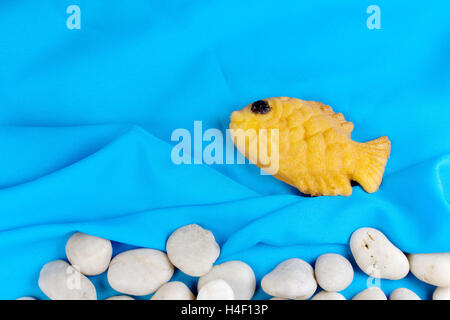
[352,136,391,193]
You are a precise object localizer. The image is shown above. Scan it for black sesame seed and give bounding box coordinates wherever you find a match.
[251,100,271,114]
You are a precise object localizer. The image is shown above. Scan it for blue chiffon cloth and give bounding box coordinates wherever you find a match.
[0,1,448,300]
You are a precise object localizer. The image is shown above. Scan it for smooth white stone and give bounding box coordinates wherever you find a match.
[198,261,256,300]
[352,287,387,300]
[197,279,235,300]
[16,297,36,300]
[151,281,195,300]
[106,295,135,300]
[107,248,174,296]
[389,288,421,300]
[311,291,346,300]
[408,253,450,287]
[38,260,97,300]
[261,258,317,300]
[166,224,220,277]
[350,228,409,280]
[65,232,112,276]
[433,287,450,300]
[314,253,353,292]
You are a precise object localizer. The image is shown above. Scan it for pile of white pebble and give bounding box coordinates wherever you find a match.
[17,225,450,300]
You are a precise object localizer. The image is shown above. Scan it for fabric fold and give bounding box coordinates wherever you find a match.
[0,125,448,299]
[0,1,449,300]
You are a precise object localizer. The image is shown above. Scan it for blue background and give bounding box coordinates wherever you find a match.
[0,1,449,300]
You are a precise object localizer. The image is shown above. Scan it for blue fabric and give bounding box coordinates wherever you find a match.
[0,1,449,300]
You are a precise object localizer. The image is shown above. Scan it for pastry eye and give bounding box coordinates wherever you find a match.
[251,100,271,114]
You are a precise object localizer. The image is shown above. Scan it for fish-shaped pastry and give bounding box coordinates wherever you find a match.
[229,97,391,196]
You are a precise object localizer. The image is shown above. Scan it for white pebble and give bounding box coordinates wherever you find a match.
[198,261,256,300]
[106,295,135,300]
[166,224,220,277]
[197,279,235,300]
[408,253,450,287]
[107,249,174,296]
[261,258,317,300]
[314,253,353,292]
[352,287,387,300]
[16,297,36,300]
[65,232,112,276]
[151,281,195,300]
[350,227,409,280]
[311,291,346,300]
[270,297,288,300]
[389,288,421,300]
[38,260,97,300]
[433,287,450,300]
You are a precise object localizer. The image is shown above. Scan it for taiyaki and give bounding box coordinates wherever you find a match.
[229,97,391,196]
